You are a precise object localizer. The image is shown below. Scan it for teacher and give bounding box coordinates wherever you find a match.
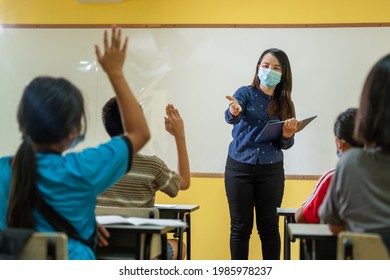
[224,48,298,260]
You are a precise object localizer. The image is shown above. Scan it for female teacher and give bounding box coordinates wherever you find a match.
[224,48,298,260]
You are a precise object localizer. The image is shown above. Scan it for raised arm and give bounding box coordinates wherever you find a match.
[164,104,191,190]
[95,26,150,153]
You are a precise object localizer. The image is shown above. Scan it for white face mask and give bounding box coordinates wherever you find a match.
[258,67,282,88]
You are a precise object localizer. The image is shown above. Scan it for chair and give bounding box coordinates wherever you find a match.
[18,232,68,260]
[337,231,390,260]
[95,206,165,260]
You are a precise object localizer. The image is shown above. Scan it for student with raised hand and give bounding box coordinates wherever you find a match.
[295,108,362,224]
[224,48,298,260]
[97,100,190,259]
[319,54,390,235]
[0,26,150,259]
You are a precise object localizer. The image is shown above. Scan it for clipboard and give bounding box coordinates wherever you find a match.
[255,120,284,142]
[296,115,317,132]
[255,116,317,143]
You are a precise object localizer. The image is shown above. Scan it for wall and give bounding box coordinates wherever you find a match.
[1,0,389,260]
[2,27,389,176]
[0,0,389,25]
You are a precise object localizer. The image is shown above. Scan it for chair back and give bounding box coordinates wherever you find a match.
[337,231,390,260]
[18,232,68,260]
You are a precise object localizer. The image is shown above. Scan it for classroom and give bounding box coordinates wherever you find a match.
[1,0,390,261]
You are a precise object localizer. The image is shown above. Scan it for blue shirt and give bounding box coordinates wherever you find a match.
[0,136,131,260]
[225,86,294,164]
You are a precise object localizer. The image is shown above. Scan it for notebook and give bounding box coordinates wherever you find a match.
[96,215,187,227]
[255,115,317,143]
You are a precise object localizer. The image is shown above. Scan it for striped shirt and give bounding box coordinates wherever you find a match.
[97,153,180,208]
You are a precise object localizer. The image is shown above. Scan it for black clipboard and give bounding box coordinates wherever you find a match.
[296,115,317,132]
[255,116,317,143]
[255,120,284,142]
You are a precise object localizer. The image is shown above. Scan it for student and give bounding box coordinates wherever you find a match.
[224,48,299,260]
[0,27,150,260]
[319,54,390,235]
[295,108,362,223]
[97,99,190,259]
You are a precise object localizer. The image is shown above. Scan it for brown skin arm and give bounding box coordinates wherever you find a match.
[294,207,308,223]
[328,224,346,235]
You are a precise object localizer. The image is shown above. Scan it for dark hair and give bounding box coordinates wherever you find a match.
[102,97,124,137]
[251,48,295,120]
[354,54,390,149]
[334,108,362,147]
[7,76,86,228]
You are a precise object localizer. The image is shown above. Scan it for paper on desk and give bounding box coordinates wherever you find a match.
[96,215,187,227]
[154,204,177,208]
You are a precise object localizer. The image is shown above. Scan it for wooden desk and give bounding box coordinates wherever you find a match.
[276,207,297,260]
[155,204,200,260]
[288,223,336,260]
[95,224,175,260]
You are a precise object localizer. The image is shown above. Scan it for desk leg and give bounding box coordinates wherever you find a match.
[283,217,290,260]
[176,213,184,260]
[186,213,191,260]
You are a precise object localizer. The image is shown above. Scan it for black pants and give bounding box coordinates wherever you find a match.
[224,156,285,260]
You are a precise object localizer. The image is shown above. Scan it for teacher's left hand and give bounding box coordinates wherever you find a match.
[282,118,299,138]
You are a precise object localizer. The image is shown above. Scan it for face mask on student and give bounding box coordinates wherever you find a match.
[258,67,282,88]
[336,149,343,158]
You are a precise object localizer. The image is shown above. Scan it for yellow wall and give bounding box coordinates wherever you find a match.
[1,0,388,260]
[0,0,389,25]
[156,178,315,259]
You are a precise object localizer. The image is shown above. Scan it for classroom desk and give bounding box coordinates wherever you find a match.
[276,207,297,260]
[287,223,336,260]
[95,224,175,260]
[155,204,200,260]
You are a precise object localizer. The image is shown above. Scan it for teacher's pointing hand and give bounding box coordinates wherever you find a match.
[226,95,242,116]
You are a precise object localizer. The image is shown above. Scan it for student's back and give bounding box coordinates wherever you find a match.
[97,153,180,208]
[0,27,150,259]
[319,53,390,235]
[97,99,190,209]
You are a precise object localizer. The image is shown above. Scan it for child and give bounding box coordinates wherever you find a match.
[97,99,190,259]
[0,26,150,260]
[319,54,390,235]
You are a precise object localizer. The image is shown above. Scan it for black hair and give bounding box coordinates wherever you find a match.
[251,48,295,120]
[334,108,361,147]
[101,97,124,137]
[7,76,86,228]
[354,54,390,149]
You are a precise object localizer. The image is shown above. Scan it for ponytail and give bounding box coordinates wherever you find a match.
[7,136,39,229]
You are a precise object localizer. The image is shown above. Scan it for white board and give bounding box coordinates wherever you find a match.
[1,27,389,175]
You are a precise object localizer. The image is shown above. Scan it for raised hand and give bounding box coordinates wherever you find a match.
[164,104,185,138]
[95,26,128,78]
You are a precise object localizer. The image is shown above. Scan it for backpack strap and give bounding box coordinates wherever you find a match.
[37,198,96,252]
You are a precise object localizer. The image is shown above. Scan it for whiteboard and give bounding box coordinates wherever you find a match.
[1,27,389,175]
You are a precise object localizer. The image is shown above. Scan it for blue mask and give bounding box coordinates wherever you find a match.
[258,67,282,88]
[336,149,342,158]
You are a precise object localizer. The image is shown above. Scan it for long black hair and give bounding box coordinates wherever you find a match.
[251,48,295,120]
[354,54,390,149]
[7,76,86,228]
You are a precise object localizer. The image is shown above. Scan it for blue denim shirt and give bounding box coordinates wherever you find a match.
[225,86,294,164]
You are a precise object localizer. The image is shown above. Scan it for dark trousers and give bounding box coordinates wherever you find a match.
[224,156,285,260]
